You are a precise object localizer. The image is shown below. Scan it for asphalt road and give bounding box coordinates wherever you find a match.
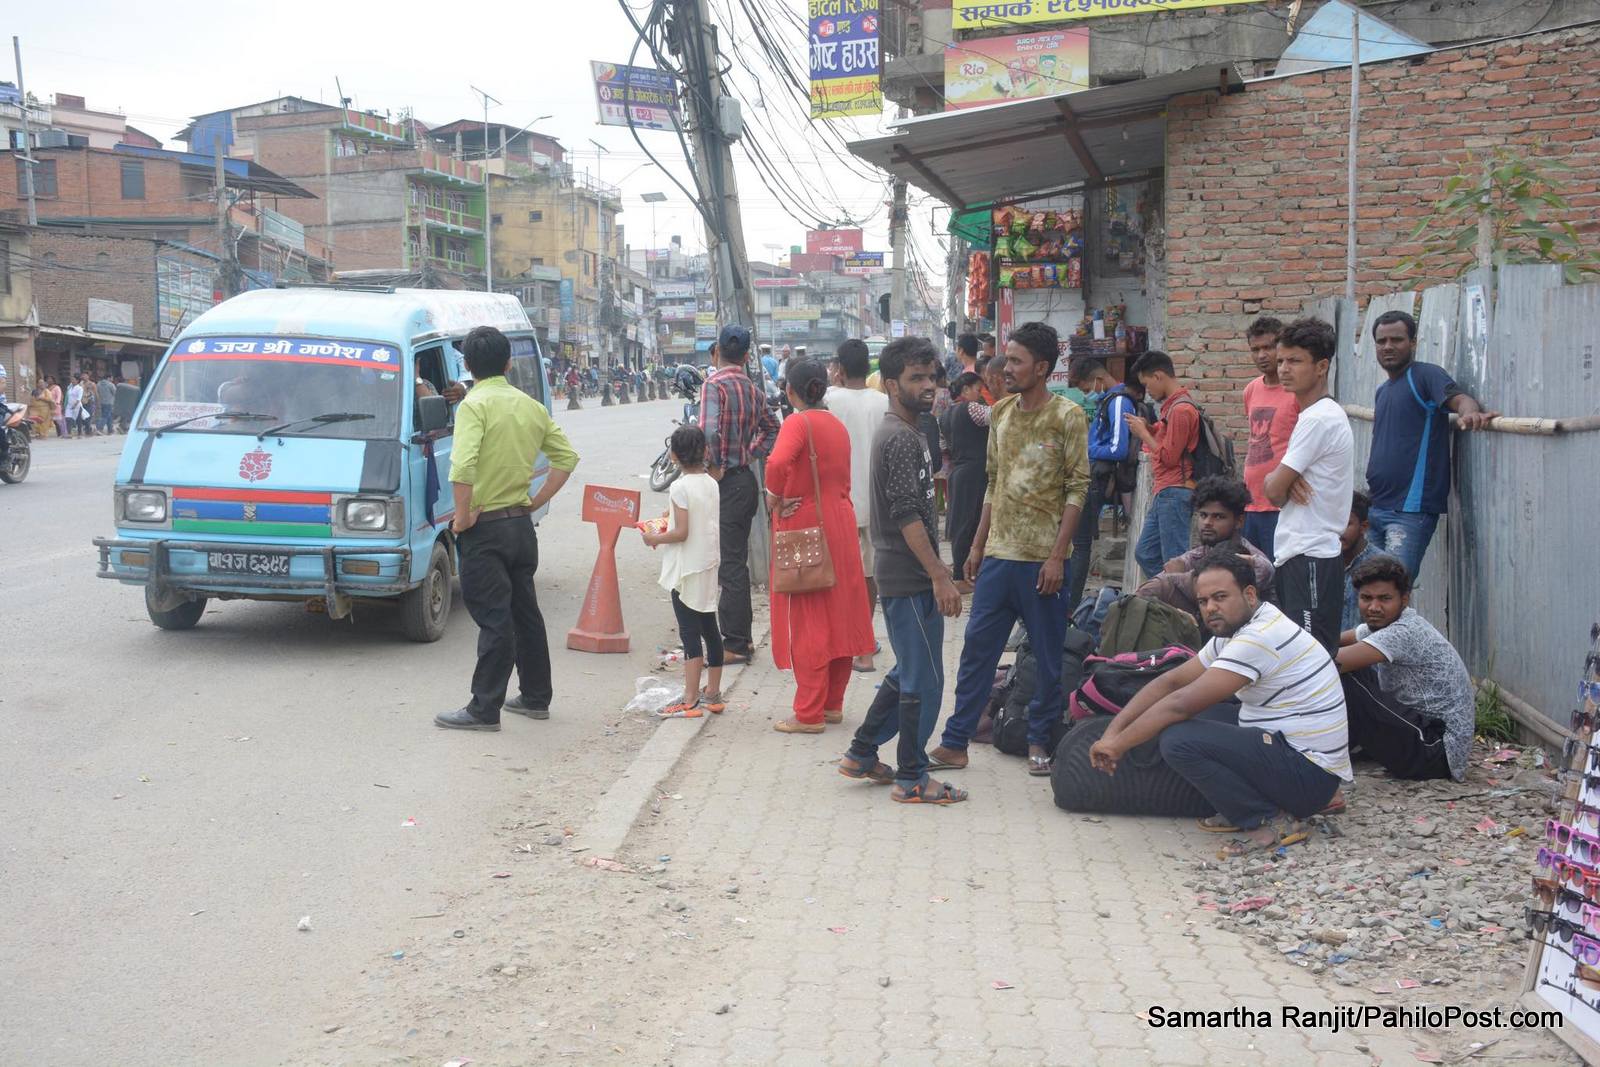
[0,396,690,1065]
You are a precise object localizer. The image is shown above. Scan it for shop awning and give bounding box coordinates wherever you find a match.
[37,326,168,349]
[848,66,1244,209]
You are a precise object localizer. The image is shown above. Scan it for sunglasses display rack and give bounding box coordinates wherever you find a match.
[1521,624,1600,1064]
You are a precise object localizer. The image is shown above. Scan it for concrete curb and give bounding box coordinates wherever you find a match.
[575,627,772,860]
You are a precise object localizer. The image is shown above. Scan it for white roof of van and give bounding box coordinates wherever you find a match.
[173,287,533,347]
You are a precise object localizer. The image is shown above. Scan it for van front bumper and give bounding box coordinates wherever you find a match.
[93,537,414,599]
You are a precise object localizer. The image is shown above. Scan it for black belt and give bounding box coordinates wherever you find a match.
[476,505,533,523]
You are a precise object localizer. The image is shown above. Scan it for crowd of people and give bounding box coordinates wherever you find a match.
[5,369,141,438]
[435,311,1495,854]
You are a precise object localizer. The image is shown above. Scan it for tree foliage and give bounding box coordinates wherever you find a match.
[1396,148,1600,285]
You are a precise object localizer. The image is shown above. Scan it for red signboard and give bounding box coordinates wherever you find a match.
[805,229,864,257]
[788,252,840,273]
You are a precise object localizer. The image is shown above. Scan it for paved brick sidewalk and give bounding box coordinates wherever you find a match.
[617,632,1466,1067]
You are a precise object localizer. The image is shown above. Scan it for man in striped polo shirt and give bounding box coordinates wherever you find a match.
[1089,548,1350,857]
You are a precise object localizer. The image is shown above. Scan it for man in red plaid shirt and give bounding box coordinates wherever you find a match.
[700,324,780,663]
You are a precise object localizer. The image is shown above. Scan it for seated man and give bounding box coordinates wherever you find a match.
[1136,475,1274,617]
[1340,490,1380,631]
[1089,549,1351,857]
[1334,555,1473,781]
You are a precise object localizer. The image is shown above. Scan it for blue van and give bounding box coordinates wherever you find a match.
[93,286,556,641]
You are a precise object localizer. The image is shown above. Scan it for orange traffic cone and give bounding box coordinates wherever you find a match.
[567,484,641,653]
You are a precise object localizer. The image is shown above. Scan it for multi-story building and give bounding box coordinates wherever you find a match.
[182,102,487,286]
[486,167,622,366]
[426,121,565,175]
[0,218,34,388]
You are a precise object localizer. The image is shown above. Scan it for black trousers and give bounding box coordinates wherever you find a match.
[1272,552,1344,655]
[717,465,758,654]
[1066,476,1106,613]
[671,591,724,667]
[1341,667,1452,780]
[457,517,552,721]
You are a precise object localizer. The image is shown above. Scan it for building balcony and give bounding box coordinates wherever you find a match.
[414,150,484,187]
[419,252,485,276]
[342,109,408,143]
[408,203,484,235]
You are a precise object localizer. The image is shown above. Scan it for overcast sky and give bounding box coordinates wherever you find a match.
[12,0,948,293]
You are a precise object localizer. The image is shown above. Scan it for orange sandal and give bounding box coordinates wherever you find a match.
[700,690,726,714]
[659,700,704,719]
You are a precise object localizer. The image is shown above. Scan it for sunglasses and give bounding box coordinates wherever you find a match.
[1563,738,1600,769]
[1578,805,1600,833]
[1581,680,1600,706]
[1533,878,1595,913]
[1576,707,1600,734]
[1547,822,1600,864]
[1582,904,1600,937]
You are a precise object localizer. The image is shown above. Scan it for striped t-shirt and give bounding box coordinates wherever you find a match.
[1197,602,1352,781]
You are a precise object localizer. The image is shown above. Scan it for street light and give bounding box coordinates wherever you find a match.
[470,85,501,292]
[641,191,667,279]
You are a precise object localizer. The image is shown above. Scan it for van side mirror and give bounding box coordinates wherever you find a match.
[416,394,450,433]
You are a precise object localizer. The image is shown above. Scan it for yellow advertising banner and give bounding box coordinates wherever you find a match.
[952,0,1266,29]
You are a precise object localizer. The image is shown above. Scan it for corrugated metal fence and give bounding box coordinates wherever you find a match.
[1333,265,1600,738]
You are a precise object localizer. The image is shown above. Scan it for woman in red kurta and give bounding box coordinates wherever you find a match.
[766,359,874,732]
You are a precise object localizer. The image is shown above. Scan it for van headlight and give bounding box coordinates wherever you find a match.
[121,489,168,523]
[335,495,401,535]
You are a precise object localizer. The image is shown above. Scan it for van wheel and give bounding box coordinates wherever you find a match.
[146,587,207,631]
[400,542,451,642]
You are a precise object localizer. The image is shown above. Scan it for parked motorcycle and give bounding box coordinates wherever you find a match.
[2,401,31,484]
[648,365,706,492]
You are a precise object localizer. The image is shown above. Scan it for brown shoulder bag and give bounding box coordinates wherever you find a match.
[771,413,836,594]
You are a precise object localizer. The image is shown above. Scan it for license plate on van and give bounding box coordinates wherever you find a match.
[208,551,291,577]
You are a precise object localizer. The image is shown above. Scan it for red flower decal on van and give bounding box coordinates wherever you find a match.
[239,447,273,483]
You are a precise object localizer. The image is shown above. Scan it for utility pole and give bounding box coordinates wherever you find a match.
[667,0,755,330]
[471,84,500,292]
[214,140,238,299]
[589,139,610,368]
[1343,6,1360,308]
[12,36,37,226]
[889,179,908,336]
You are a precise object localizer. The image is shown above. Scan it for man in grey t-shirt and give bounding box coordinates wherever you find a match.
[1335,554,1473,780]
[840,337,965,804]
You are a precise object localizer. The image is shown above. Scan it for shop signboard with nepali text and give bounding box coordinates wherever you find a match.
[943,30,1088,110]
[952,0,1265,28]
[592,62,680,131]
[809,0,882,120]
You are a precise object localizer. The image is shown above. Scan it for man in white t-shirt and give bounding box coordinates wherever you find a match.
[828,338,890,672]
[1263,317,1353,655]
[1089,549,1350,857]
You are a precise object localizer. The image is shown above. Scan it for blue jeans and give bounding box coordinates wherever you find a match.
[847,592,945,786]
[940,559,1070,751]
[1135,487,1194,580]
[1366,508,1440,579]
[1242,511,1278,559]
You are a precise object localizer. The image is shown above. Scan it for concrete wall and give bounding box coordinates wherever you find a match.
[1160,23,1600,440]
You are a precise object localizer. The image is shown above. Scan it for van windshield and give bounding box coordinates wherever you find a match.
[139,336,403,439]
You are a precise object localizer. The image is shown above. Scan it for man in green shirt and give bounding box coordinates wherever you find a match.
[435,326,580,731]
[929,321,1090,776]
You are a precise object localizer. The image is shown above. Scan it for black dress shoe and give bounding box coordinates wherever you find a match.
[434,706,501,731]
[504,695,550,720]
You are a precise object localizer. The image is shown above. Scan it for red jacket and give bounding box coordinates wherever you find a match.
[1146,388,1200,493]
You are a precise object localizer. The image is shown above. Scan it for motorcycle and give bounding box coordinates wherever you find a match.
[648,365,706,493]
[2,400,31,484]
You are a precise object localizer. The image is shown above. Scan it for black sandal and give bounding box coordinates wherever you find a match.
[838,755,894,784]
[891,778,969,805]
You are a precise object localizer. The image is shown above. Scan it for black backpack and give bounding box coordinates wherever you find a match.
[994,629,1096,756]
[1170,396,1236,481]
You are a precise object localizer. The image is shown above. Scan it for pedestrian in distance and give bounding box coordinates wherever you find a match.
[699,324,780,665]
[640,424,726,719]
[928,321,1090,778]
[96,373,116,436]
[1089,549,1351,858]
[1124,350,1200,580]
[838,336,967,804]
[1068,357,1131,611]
[765,357,874,733]
[1240,316,1296,556]
[1365,310,1498,578]
[434,325,580,732]
[942,369,990,590]
[825,338,889,674]
[66,375,87,438]
[1340,489,1380,632]
[46,377,66,439]
[114,375,140,434]
[1263,317,1354,655]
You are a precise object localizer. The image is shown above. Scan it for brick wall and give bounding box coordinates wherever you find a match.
[0,148,212,228]
[1162,24,1600,439]
[32,231,160,335]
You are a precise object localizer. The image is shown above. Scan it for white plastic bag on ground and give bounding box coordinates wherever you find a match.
[625,676,679,716]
